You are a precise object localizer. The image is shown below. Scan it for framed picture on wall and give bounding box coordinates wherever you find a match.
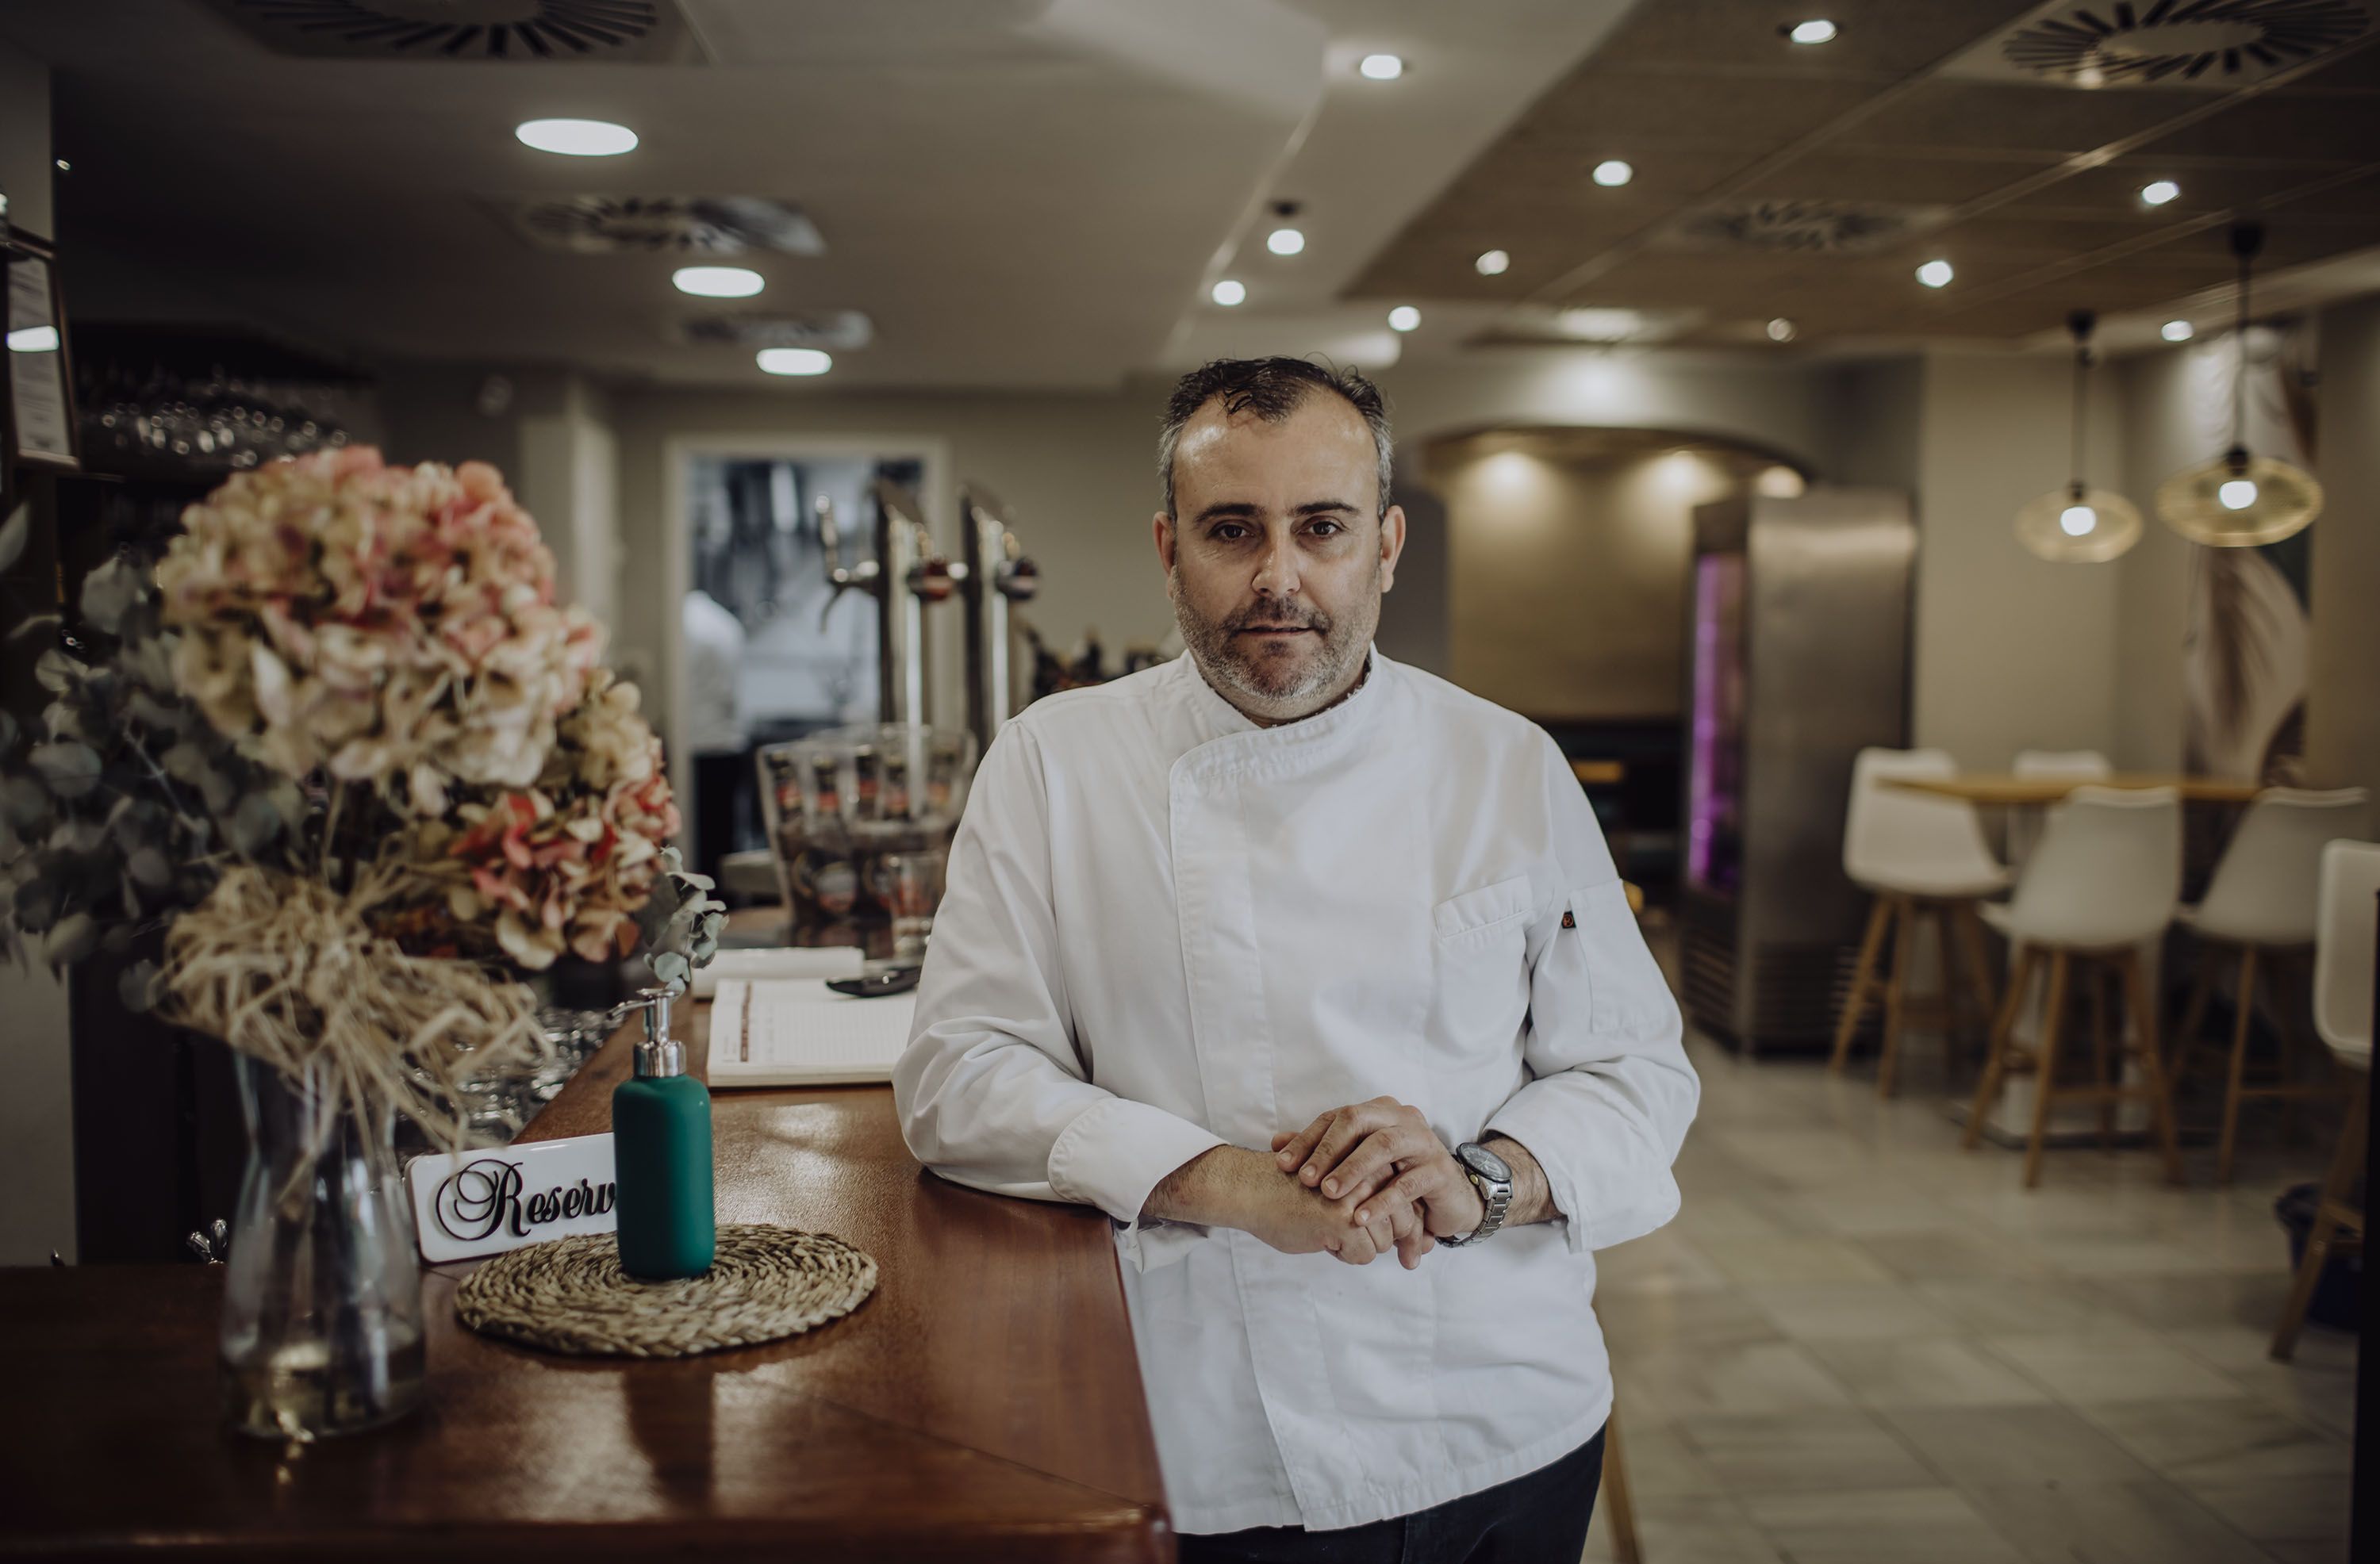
[5,230,80,475]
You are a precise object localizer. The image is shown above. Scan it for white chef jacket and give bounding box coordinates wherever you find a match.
[893,648,1698,1535]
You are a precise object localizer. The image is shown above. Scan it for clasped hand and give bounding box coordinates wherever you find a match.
[1253,1096,1485,1271]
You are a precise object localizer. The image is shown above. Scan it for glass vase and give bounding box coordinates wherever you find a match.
[218,1052,425,1439]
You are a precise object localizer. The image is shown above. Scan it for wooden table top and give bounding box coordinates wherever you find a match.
[0,1006,1172,1562]
[1886,773,2263,806]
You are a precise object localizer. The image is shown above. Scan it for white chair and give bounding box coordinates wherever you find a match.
[2009,749,2113,865]
[1964,787,2186,1187]
[1831,749,2010,1096]
[2270,840,2377,1360]
[2169,788,2370,1182]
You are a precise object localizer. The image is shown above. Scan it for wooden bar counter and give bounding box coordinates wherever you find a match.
[0,1005,1173,1562]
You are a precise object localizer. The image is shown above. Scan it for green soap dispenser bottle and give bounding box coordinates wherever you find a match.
[612,985,716,1280]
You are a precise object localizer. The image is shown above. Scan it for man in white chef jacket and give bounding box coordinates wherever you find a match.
[895,357,1699,1563]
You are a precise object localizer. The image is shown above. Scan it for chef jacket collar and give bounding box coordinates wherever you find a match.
[1166,642,1389,786]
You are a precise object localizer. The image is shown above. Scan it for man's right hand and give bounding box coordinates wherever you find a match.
[1141,1145,1435,1268]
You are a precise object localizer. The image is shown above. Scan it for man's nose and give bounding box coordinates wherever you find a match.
[1252,532,1299,599]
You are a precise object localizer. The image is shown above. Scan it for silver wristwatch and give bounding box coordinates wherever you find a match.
[1437,1140,1513,1248]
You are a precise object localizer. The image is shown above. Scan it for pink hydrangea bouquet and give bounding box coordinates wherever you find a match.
[0,447,722,1140]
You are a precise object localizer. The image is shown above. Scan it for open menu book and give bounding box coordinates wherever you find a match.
[706,978,919,1087]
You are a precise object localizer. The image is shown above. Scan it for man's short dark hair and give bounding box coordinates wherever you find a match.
[1157,356,1393,519]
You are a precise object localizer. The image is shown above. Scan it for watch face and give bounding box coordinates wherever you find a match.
[1460,1142,1512,1184]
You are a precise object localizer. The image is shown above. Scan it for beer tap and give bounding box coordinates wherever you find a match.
[816,494,880,631]
[957,483,1041,750]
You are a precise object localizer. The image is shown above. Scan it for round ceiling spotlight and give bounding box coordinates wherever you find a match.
[1786,19,1838,44]
[1267,228,1306,256]
[757,347,832,377]
[673,266,764,298]
[1211,279,1246,306]
[2140,179,2181,205]
[1388,305,1421,332]
[1358,53,1404,80]
[1766,317,1797,343]
[1916,259,1955,288]
[2162,319,2194,342]
[1592,159,1634,187]
[7,325,60,354]
[515,118,639,157]
[1475,248,1511,276]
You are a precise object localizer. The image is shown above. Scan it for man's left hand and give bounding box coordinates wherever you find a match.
[1271,1097,1485,1247]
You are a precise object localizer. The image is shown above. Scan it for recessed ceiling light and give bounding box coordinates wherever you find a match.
[514,118,639,157]
[2162,319,2195,342]
[1211,279,1247,306]
[1267,227,1306,256]
[1766,317,1797,343]
[757,347,832,377]
[1592,159,1634,187]
[2140,179,2181,205]
[1916,259,1955,288]
[1786,19,1838,44]
[674,266,764,298]
[1358,53,1403,80]
[1388,305,1421,332]
[52,159,69,173]
[6,325,60,354]
[1475,248,1511,276]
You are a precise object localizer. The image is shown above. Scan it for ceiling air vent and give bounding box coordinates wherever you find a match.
[499,197,824,256]
[1668,200,1945,256]
[679,313,875,351]
[201,1,701,63]
[1990,0,2371,87]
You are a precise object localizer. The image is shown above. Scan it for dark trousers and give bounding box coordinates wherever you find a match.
[1177,1425,1605,1564]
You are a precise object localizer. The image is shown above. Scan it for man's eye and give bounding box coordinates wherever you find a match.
[1212,523,1250,542]
[1307,520,1344,538]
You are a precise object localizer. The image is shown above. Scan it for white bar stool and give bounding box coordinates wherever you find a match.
[2168,788,2370,1183]
[1965,786,2186,1188]
[2008,749,2112,867]
[2270,840,2376,1361]
[1830,748,2010,1096]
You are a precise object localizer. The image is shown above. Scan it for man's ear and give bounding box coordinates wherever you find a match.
[1376,505,1407,595]
[1153,512,1177,575]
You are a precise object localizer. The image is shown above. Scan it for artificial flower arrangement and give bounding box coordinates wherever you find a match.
[0,447,723,1144]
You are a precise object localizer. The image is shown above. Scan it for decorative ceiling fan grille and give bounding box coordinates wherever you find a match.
[1670,200,1942,256]
[505,197,826,257]
[679,313,876,351]
[208,1,681,60]
[2000,0,2370,86]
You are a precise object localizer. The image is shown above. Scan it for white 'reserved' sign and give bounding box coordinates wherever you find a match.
[405,1133,619,1263]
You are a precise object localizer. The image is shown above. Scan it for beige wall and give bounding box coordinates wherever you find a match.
[1434,442,1773,719]
[2309,293,2380,801]
[2111,346,2201,773]
[1909,351,2128,769]
[0,33,76,1266]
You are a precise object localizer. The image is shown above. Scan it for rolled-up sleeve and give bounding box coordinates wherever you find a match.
[1484,735,1701,1255]
[892,722,1224,1270]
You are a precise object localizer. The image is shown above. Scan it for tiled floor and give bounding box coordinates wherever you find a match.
[1580,1025,2360,1564]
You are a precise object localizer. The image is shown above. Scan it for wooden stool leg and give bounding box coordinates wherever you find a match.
[2219,944,2259,1185]
[1955,903,1998,1049]
[2271,1083,2367,1362]
[2023,952,2073,1189]
[1831,895,1892,1075]
[1967,945,2036,1151]
[1879,897,1916,1099]
[2089,961,2115,1152]
[1600,1404,1640,1564]
[2121,947,2188,1186]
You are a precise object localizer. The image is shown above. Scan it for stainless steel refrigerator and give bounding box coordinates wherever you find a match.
[1680,489,1914,1054]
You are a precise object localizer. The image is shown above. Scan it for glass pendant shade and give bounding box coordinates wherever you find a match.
[2155,221,2322,548]
[2155,445,2323,546]
[2015,482,2143,562]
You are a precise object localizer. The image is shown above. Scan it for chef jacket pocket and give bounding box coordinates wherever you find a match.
[1428,875,1532,1056]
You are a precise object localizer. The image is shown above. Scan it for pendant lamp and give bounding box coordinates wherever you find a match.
[2155,222,2323,546]
[2014,309,2141,563]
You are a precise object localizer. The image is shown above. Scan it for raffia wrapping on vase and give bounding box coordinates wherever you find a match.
[455,1225,879,1357]
[161,864,550,1155]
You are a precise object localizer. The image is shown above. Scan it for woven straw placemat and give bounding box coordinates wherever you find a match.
[455,1224,878,1358]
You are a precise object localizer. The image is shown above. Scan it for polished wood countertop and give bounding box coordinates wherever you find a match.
[0,1004,1173,1562]
[1884,772,2262,805]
